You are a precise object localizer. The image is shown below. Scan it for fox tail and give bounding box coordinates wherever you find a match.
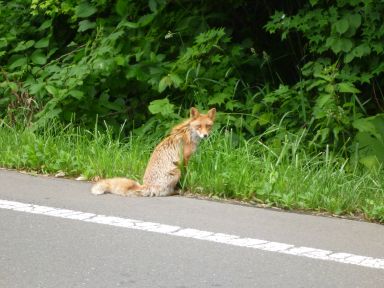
[91,177,144,196]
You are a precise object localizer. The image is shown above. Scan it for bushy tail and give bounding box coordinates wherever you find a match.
[91,177,143,196]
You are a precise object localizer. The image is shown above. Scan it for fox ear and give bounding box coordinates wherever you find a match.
[190,107,200,119]
[207,108,216,121]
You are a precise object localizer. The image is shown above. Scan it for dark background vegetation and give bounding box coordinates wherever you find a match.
[1,0,384,169]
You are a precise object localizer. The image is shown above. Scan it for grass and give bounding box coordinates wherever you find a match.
[0,122,383,223]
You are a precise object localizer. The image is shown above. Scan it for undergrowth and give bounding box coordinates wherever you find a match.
[0,123,383,223]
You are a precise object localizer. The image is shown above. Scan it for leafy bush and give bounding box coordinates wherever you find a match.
[0,0,383,166]
[266,0,384,167]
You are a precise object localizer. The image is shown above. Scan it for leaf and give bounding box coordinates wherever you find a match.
[335,18,349,34]
[138,14,156,27]
[115,0,129,16]
[38,20,52,31]
[352,44,371,58]
[34,37,49,48]
[45,85,58,96]
[344,53,354,64]
[119,20,139,29]
[315,94,332,108]
[208,92,231,105]
[353,116,384,167]
[329,38,353,54]
[325,37,336,49]
[75,2,97,18]
[340,39,353,52]
[337,82,360,94]
[158,75,172,93]
[78,20,96,32]
[149,0,158,12]
[9,57,27,70]
[13,40,35,52]
[148,98,175,116]
[29,83,45,95]
[353,118,377,135]
[68,90,84,100]
[168,73,183,88]
[31,50,47,65]
[309,0,319,6]
[359,155,380,170]
[347,14,361,29]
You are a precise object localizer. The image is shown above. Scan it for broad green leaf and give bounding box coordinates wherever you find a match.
[347,14,361,29]
[353,118,377,135]
[9,57,27,70]
[68,90,84,100]
[325,37,336,49]
[359,155,380,170]
[29,83,45,95]
[35,37,49,48]
[158,75,172,92]
[149,0,158,12]
[114,55,126,66]
[309,0,319,6]
[45,85,58,96]
[330,38,352,53]
[138,14,156,27]
[75,3,97,18]
[168,73,183,88]
[31,50,47,65]
[352,44,371,58]
[258,113,272,125]
[335,18,349,34]
[78,20,96,32]
[344,53,354,63]
[208,92,231,105]
[337,82,360,94]
[8,82,18,91]
[315,94,332,108]
[38,20,52,31]
[148,98,175,116]
[340,38,353,52]
[13,40,35,52]
[115,0,128,16]
[331,39,342,54]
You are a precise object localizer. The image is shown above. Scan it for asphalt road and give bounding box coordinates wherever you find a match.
[0,169,383,288]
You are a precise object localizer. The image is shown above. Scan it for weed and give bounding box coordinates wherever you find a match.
[0,123,382,223]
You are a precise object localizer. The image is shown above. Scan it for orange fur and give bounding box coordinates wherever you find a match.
[91,107,216,197]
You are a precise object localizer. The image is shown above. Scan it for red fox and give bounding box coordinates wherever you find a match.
[91,107,216,197]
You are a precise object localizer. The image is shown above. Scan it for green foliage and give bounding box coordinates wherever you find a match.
[265,0,384,162]
[1,0,384,166]
[2,123,382,222]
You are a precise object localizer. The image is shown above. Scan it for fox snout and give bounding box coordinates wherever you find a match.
[200,131,209,138]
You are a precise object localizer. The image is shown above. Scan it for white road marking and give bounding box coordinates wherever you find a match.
[1,199,383,270]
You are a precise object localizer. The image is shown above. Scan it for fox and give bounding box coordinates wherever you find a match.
[91,107,216,197]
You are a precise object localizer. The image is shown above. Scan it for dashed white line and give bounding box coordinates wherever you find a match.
[1,199,383,270]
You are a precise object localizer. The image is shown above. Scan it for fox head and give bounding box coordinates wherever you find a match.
[189,107,216,140]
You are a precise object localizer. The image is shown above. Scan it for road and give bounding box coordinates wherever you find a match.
[0,169,383,288]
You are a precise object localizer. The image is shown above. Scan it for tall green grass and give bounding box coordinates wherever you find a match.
[0,122,383,223]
